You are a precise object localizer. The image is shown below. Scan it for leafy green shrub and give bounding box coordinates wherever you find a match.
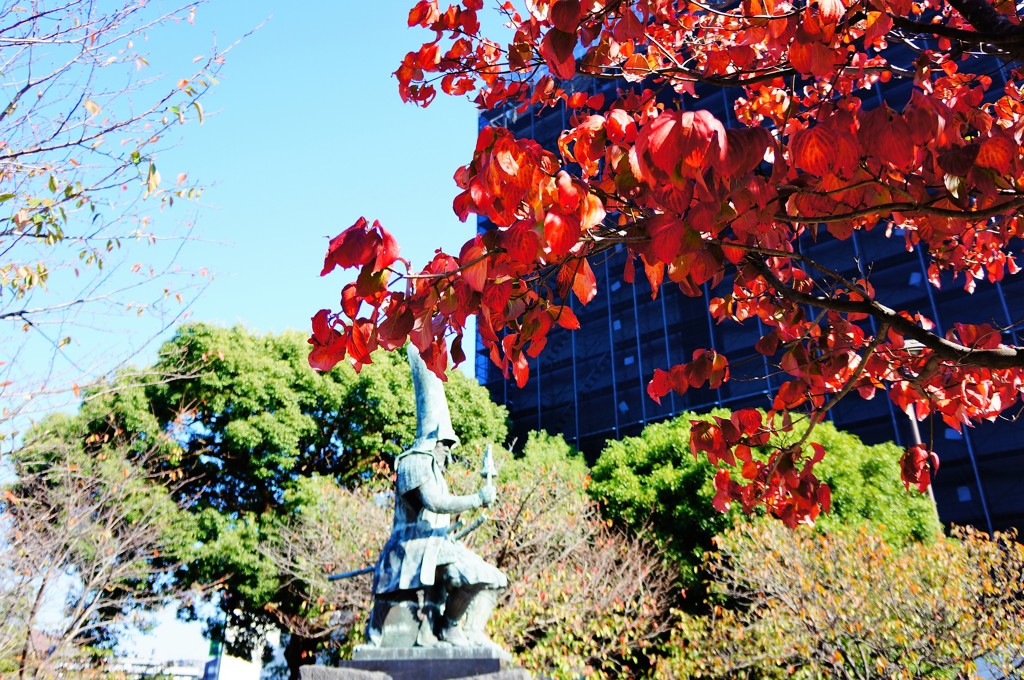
[660,522,1024,679]
[590,409,941,585]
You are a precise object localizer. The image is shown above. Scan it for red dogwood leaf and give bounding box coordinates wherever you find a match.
[790,125,838,177]
[900,444,940,493]
[539,28,576,79]
[322,218,400,276]
[569,257,597,305]
[459,237,489,292]
[550,0,582,32]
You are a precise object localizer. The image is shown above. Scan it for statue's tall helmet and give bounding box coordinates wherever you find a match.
[408,344,459,453]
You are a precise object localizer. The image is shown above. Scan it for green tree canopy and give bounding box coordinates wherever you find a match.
[76,324,506,513]
[589,409,941,584]
[30,323,508,670]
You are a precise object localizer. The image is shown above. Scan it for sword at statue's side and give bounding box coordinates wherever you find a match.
[327,565,375,582]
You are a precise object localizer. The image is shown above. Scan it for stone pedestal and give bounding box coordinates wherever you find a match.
[364,595,441,648]
[300,646,530,680]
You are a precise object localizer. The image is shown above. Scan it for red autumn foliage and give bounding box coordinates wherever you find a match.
[314,0,1024,524]
[321,217,399,277]
[901,443,941,493]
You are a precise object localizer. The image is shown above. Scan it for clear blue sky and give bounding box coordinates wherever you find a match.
[123,0,491,661]
[155,1,482,341]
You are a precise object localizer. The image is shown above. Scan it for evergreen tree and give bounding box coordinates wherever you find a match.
[590,409,941,586]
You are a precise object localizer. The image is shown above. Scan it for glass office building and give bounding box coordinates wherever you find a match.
[474,73,1024,534]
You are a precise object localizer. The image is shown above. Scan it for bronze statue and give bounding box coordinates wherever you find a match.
[363,345,507,654]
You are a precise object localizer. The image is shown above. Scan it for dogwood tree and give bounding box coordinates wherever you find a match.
[310,0,1024,524]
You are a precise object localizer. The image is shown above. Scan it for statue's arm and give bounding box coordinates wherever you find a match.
[398,452,494,515]
[415,481,489,515]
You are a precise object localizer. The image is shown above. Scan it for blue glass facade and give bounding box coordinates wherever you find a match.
[475,75,1024,534]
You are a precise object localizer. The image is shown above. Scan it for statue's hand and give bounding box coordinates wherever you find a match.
[477,484,496,508]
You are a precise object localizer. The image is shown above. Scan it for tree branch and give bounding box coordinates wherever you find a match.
[777,195,1024,224]
[748,257,1024,369]
[891,0,1024,58]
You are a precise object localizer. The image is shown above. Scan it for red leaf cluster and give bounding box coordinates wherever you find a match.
[646,350,729,403]
[900,444,940,493]
[686,411,831,526]
[321,217,399,277]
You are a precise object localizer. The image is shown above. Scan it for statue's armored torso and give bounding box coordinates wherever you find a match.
[373,451,451,594]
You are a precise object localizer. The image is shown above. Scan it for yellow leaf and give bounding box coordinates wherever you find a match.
[146,163,160,195]
[83,99,101,116]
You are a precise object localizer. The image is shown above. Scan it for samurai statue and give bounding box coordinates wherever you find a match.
[363,344,508,653]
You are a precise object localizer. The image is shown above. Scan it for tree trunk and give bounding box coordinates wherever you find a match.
[18,569,51,680]
[283,632,319,680]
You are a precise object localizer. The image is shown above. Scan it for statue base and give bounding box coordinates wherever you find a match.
[353,645,509,661]
[300,646,528,679]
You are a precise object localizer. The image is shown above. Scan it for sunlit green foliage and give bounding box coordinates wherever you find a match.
[590,409,941,585]
[26,323,508,669]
